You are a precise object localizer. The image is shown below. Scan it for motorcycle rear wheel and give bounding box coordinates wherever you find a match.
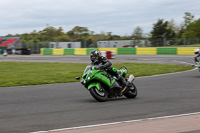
[124,83,138,98]
[89,87,108,102]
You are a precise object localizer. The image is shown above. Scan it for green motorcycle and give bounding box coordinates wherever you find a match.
[76,64,137,102]
[194,62,200,72]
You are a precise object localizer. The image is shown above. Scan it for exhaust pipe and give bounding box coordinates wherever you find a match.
[127,74,135,83]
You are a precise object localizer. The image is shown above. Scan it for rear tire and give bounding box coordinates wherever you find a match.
[124,83,138,98]
[89,87,108,102]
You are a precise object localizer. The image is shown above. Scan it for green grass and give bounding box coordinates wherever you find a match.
[112,63,194,77]
[0,62,194,87]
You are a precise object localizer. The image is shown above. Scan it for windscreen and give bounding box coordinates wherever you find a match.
[83,64,93,74]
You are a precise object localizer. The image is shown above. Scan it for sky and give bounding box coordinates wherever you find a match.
[0,0,200,36]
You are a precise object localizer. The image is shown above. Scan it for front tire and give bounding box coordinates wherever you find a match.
[124,83,138,98]
[89,87,108,102]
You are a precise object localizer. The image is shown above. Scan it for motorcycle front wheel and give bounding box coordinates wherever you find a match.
[89,87,108,102]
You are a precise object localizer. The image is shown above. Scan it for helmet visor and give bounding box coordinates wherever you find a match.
[90,50,100,63]
[90,55,97,62]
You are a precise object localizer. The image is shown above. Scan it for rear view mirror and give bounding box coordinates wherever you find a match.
[76,77,80,80]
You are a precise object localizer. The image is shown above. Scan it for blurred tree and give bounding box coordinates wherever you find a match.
[42,26,57,37]
[175,12,196,45]
[150,19,175,46]
[183,12,195,29]
[57,35,70,41]
[132,26,143,39]
[106,32,112,40]
[132,26,144,46]
[184,19,200,38]
[67,26,89,42]
[87,35,97,45]
[167,19,179,34]
[151,19,168,38]
[72,26,89,35]
[56,27,64,36]
[120,36,131,40]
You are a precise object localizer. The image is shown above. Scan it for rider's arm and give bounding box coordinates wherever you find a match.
[194,54,200,62]
[100,56,112,68]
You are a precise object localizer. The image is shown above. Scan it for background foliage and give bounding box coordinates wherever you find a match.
[2,12,200,47]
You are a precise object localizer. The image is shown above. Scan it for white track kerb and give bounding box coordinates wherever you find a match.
[31,61,198,133]
[31,112,200,133]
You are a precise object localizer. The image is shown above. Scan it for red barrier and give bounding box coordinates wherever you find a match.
[100,50,115,59]
[106,51,112,59]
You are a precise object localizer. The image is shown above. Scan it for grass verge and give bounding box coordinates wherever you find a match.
[0,62,194,87]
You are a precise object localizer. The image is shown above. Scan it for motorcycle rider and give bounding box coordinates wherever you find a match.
[194,49,200,62]
[90,50,128,87]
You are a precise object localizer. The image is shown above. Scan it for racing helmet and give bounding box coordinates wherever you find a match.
[90,50,100,63]
[194,49,200,54]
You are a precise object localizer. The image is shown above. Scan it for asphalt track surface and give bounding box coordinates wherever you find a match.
[0,55,200,133]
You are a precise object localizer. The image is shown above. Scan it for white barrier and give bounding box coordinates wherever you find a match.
[100,51,106,57]
[111,50,115,59]
[100,51,115,59]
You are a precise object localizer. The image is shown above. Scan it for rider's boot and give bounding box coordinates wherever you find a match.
[117,74,128,87]
[116,73,132,94]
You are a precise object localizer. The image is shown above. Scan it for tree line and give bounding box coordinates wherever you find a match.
[3,12,200,47]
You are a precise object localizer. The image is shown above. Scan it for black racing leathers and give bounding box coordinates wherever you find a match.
[91,56,114,75]
[92,56,111,67]
[194,53,200,62]
[91,56,127,86]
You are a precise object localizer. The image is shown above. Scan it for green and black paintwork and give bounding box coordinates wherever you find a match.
[76,64,137,102]
[195,62,200,72]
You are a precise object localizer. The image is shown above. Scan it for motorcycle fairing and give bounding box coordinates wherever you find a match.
[88,82,100,90]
